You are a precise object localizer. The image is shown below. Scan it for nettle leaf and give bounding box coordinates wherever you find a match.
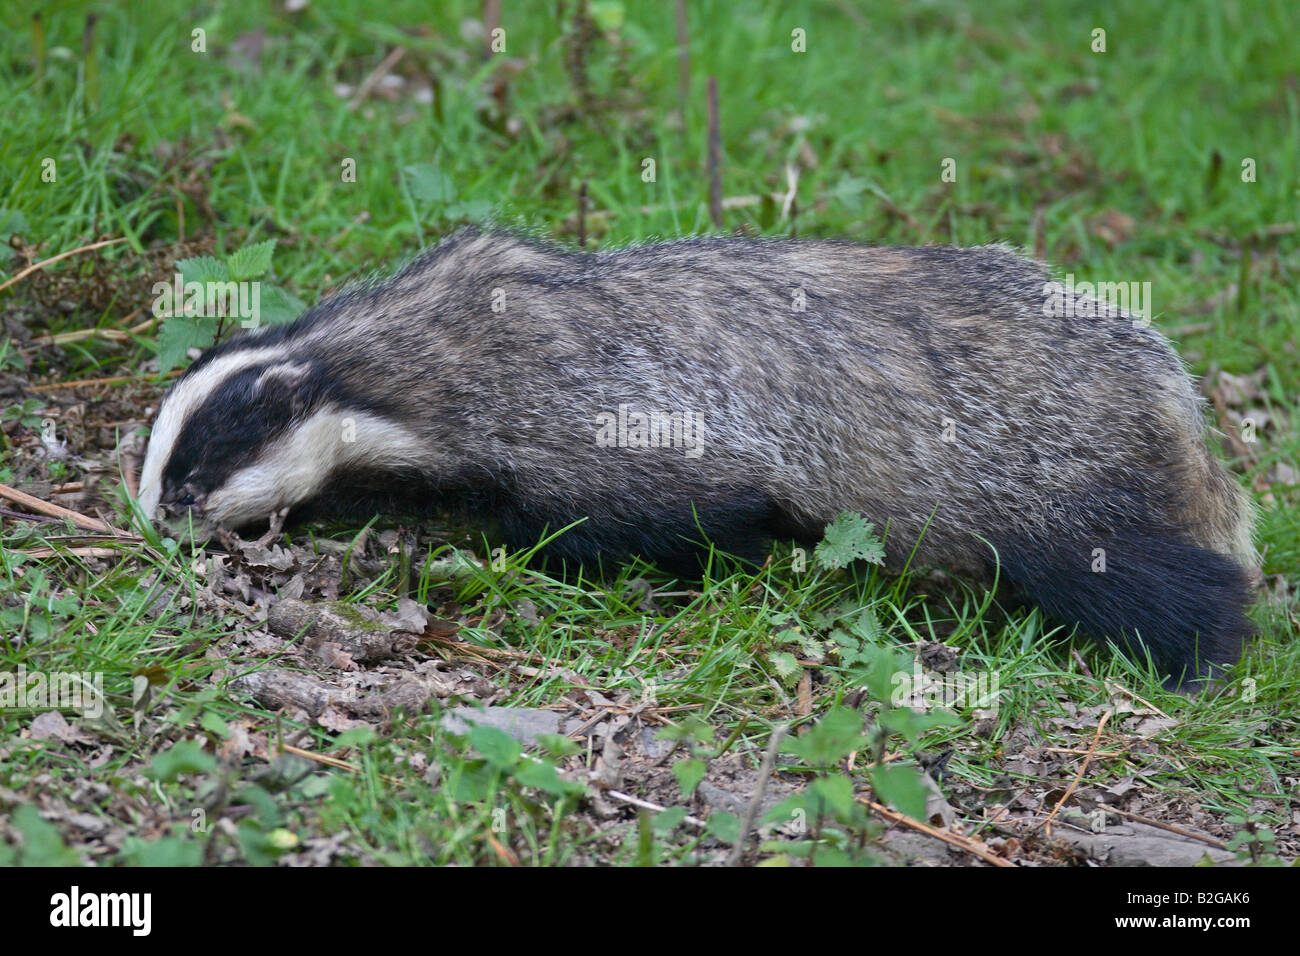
[814,512,885,570]
[672,756,707,797]
[0,207,29,235]
[450,760,495,803]
[120,835,202,867]
[11,805,81,866]
[199,710,230,738]
[768,650,802,684]
[707,811,741,845]
[879,705,961,745]
[146,740,217,782]
[763,792,811,829]
[405,162,455,203]
[653,806,688,833]
[176,255,229,285]
[534,733,582,758]
[155,316,213,374]
[847,643,911,705]
[870,763,928,821]
[255,285,307,327]
[444,199,494,222]
[806,774,858,820]
[787,705,866,767]
[810,845,861,867]
[227,239,277,281]
[828,627,857,649]
[776,626,825,662]
[846,606,884,643]
[656,715,714,745]
[0,207,29,262]
[240,783,281,829]
[468,725,521,770]
[329,726,377,749]
[513,756,584,797]
[766,838,816,859]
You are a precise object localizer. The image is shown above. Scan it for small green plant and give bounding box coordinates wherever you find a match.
[461,724,586,802]
[765,513,891,681]
[0,208,27,267]
[761,653,960,865]
[814,512,887,571]
[1224,813,1288,866]
[653,714,716,800]
[2,397,44,430]
[2,805,83,866]
[155,239,306,374]
[403,162,494,225]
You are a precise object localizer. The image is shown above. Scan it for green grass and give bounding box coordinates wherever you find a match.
[0,0,1297,865]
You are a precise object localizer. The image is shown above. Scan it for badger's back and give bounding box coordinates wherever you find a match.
[140,230,1257,686]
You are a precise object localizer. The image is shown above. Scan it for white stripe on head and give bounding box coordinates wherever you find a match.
[137,343,292,518]
[253,361,313,391]
[202,408,429,526]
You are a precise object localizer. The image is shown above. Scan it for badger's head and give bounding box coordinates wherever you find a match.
[137,342,427,530]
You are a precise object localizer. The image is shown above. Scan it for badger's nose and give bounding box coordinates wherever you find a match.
[153,498,216,538]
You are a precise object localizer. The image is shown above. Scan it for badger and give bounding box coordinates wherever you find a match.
[138,229,1258,687]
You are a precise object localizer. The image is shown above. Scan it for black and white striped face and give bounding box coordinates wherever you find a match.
[137,342,427,529]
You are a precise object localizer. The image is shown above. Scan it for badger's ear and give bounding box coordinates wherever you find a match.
[252,361,314,394]
[251,360,329,417]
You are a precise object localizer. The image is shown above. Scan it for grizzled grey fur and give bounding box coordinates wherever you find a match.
[138,230,1258,686]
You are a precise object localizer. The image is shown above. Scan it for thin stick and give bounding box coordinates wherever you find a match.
[1,507,61,524]
[279,742,359,773]
[1042,746,1128,758]
[27,311,153,348]
[858,795,1016,867]
[606,789,707,828]
[0,482,118,534]
[19,546,125,559]
[29,369,182,392]
[1039,708,1112,835]
[565,706,609,740]
[1103,805,1229,850]
[12,532,140,544]
[1104,680,1171,719]
[707,76,723,230]
[483,0,502,59]
[1069,647,1093,679]
[486,833,520,866]
[1032,205,1047,261]
[0,237,128,296]
[347,46,406,111]
[780,163,799,221]
[725,722,786,866]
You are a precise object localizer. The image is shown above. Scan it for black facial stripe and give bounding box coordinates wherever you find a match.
[160,359,335,499]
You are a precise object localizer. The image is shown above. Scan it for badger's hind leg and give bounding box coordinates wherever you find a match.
[991,525,1254,689]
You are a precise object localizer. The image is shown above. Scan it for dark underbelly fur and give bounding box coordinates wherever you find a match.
[307,469,803,573]
[299,469,1251,688]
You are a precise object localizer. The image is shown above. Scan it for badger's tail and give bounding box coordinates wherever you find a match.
[991,526,1254,689]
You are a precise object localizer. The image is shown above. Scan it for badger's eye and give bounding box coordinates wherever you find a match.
[179,492,197,507]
